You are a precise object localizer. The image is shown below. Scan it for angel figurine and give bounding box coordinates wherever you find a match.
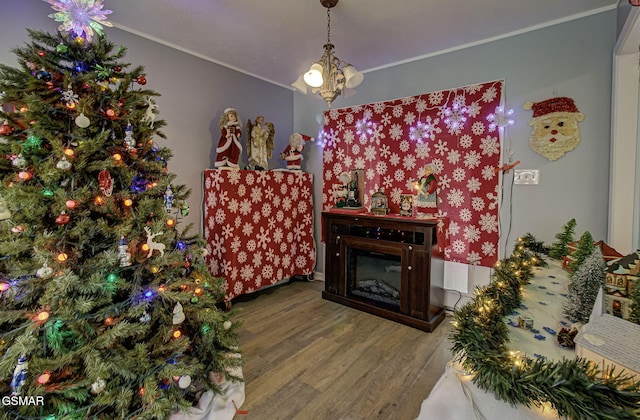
[246,116,274,170]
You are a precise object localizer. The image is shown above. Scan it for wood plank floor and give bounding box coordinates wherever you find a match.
[230,279,453,420]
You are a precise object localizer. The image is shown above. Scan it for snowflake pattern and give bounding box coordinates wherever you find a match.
[321,80,503,267]
[204,170,316,301]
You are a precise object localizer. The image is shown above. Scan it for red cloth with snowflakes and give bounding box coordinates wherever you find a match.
[203,169,316,301]
[321,80,504,267]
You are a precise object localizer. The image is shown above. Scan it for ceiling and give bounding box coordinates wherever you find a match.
[105,0,618,90]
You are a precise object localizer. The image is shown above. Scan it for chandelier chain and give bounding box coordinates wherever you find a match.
[327,7,331,44]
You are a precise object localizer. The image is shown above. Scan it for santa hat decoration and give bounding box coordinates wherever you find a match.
[297,133,314,142]
[524,97,580,118]
[224,107,236,115]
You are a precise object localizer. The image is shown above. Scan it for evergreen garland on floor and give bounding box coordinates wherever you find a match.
[450,236,640,419]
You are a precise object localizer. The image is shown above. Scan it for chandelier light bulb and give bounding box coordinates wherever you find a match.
[304,63,324,87]
[343,64,363,89]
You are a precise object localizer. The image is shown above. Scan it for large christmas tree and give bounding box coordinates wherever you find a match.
[0,1,242,418]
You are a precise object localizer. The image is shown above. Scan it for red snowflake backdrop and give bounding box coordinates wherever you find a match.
[321,80,504,267]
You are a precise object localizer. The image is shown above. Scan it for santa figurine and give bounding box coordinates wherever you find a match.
[281,132,313,170]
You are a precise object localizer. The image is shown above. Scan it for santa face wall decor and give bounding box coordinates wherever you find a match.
[524,97,584,161]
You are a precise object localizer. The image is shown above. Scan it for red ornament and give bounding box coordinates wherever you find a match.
[114,66,122,72]
[65,199,78,210]
[136,75,147,85]
[55,212,70,225]
[0,124,12,136]
[98,170,114,197]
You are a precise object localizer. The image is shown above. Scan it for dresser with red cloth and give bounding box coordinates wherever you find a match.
[203,169,316,301]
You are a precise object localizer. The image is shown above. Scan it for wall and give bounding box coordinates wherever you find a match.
[2,3,619,295]
[295,10,617,295]
[0,0,294,233]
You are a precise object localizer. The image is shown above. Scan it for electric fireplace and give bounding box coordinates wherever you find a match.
[322,211,445,332]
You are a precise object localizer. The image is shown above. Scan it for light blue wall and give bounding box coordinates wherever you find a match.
[0,1,294,231]
[295,10,617,270]
[0,2,619,274]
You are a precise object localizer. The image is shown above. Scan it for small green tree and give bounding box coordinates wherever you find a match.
[563,247,606,323]
[568,231,595,274]
[548,218,577,260]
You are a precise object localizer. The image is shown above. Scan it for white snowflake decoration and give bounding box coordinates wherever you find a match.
[486,106,515,131]
[45,0,113,43]
[61,84,79,106]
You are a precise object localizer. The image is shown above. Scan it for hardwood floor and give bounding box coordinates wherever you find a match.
[231,279,453,420]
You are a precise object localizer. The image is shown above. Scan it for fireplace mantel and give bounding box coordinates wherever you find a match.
[322,211,445,332]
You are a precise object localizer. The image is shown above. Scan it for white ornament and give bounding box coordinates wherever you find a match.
[75,113,90,128]
[124,123,135,150]
[36,263,53,279]
[141,96,157,128]
[172,302,185,324]
[164,186,174,212]
[178,375,191,389]
[12,154,27,169]
[223,320,232,330]
[117,236,132,267]
[143,226,165,258]
[139,311,151,323]
[91,378,106,394]
[56,156,72,170]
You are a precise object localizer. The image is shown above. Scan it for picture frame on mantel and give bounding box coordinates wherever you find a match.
[370,188,389,215]
[400,194,414,216]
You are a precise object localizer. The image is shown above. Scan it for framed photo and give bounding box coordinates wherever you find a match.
[400,194,414,216]
[370,188,389,215]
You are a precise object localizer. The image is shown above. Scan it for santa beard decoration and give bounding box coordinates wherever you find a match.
[525,97,584,161]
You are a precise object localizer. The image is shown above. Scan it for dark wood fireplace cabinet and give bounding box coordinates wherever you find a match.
[322,211,445,332]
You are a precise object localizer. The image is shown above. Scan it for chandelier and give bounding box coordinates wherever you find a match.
[292,0,363,107]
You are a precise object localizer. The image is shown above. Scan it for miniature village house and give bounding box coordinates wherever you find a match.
[562,240,624,271]
[604,251,640,320]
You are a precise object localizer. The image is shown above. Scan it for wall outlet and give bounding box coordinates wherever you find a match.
[514,169,540,185]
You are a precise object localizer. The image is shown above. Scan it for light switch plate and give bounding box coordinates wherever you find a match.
[514,169,539,185]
